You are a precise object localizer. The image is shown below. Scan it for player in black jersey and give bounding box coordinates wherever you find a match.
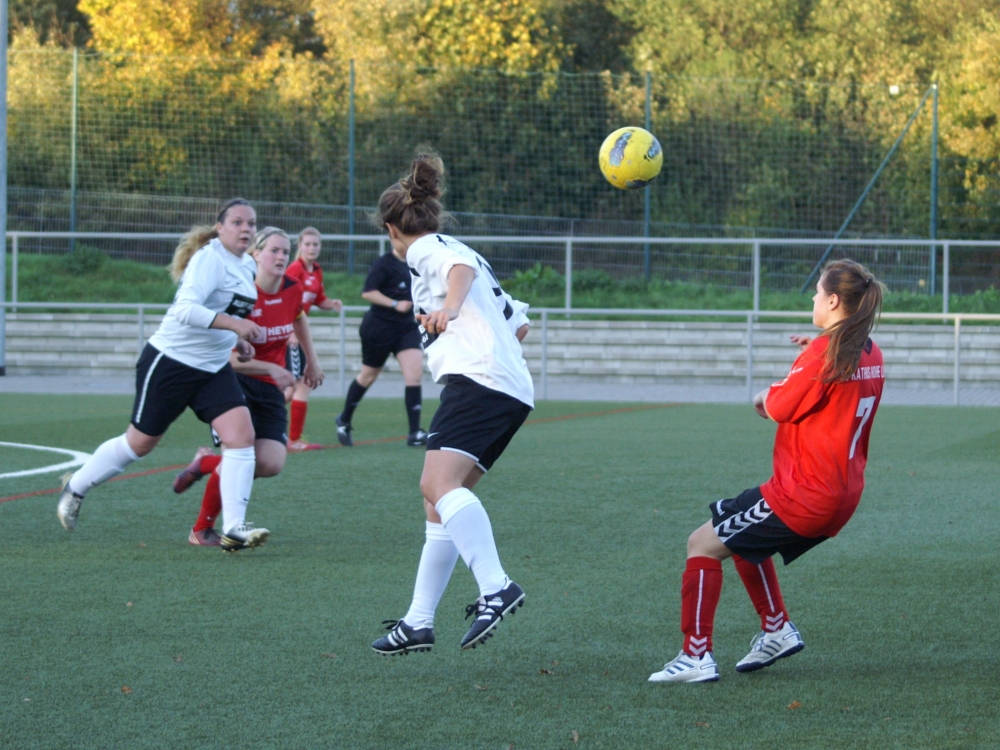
[334,247,428,447]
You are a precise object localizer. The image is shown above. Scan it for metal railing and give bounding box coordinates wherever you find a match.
[2,300,998,406]
[4,232,1000,313]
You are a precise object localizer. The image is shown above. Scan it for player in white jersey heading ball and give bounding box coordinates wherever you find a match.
[371,154,534,655]
[56,198,271,552]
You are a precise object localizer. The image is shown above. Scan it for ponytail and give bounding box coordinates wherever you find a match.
[170,226,217,282]
[817,259,886,382]
[371,152,451,235]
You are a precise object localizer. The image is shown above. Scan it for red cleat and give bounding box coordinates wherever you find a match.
[173,447,215,494]
[188,527,222,546]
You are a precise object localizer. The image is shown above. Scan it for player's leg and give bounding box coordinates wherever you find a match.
[336,365,381,446]
[287,343,314,448]
[397,336,427,446]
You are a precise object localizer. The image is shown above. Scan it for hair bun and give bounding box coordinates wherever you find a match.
[400,153,444,205]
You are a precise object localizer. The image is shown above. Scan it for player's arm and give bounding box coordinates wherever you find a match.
[291,314,324,388]
[753,387,772,420]
[229,351,295,389]
[315,297,343,312]
[417,263,475,335]
[361,289,412,313]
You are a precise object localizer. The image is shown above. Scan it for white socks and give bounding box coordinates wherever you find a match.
[435,488,507,597]
[220,446,255,534]
[69,434,140,496]
[402,522,460,629]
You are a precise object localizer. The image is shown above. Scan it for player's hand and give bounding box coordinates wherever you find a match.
[231,317,262,342]
[417,308,459,335]
[271,365,296,390]
[395,300,413,314]
[515,323,529,342]
[304,361,325,389]
[752,388,770,419]
[331,299,343,312]
[789,334,811,351]
[235,340,256,362]
[287,332,299,348]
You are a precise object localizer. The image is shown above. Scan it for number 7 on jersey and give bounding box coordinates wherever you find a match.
[848,396,876,460]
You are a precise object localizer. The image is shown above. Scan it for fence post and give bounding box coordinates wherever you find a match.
[540,309,548,401]
[137,305,145,353]
[752,241,761,313]
[746,313,754,402]
[953,316,961,406]
[11,234,17,310]
[339,307,347,396]
[564,239,573,311]
[378,237,386,256]
[70,47,79,254]
[942,242,950,315]
[643,70,652,280]
[347,59,356,275]
[0,7,7,377]
[930,83,939,296]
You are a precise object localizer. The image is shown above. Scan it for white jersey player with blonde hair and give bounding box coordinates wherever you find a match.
[370,154,533,655]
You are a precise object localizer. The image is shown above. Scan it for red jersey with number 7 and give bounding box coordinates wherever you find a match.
[761,335,884,538]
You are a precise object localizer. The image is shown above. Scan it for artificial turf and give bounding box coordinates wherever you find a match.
[0,395,998,749]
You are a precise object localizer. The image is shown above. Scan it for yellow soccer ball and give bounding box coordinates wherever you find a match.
[598,126,663,189]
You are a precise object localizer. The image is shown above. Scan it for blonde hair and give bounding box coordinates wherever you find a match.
[251,226,290,256]
[168,198,254,283]
[294,226,322,262]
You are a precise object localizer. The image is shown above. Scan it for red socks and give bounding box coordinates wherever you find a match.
[733,555,788,632]
[289,400,308,441]
[680,557,723,657]
[199,454,222,476]
[193,470,222,533]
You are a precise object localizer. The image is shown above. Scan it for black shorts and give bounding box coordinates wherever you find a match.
[710,486,828,566]
[236,374,288,444]
[427,375,532,472]
[131,344,247,437]
[359,313,423,369]
[285,343,307,380]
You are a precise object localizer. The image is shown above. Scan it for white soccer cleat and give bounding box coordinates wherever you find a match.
[57,472,84,532]
[648,650,719,683]
[735,621,804,673]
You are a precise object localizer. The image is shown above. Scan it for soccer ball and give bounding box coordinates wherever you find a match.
[598,127,663,189]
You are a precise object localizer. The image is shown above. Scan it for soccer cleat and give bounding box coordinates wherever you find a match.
[219,524,270,552]
[188,527,222,546]
[648,651,720,683]
[173,447,215,494]
[735,621,804,673]
[335,415,353,447]
[460,579,525,650]
[56,472,84,532]
[286,439,322,453]
[406,429,429,447]
[371,619,435,655]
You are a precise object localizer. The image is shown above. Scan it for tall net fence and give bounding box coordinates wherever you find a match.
[6,49,1000,293]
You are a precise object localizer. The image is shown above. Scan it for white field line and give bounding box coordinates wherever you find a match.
[0,442,93,479]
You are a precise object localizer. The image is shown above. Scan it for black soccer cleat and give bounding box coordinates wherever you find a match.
[406,429,429,447]
[460,580,525,650]
[335,415,353,447]
[371,619,435,655]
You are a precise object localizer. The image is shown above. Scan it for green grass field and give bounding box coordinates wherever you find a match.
[1,395,998,749]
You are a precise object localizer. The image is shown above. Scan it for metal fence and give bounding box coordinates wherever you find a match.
[4,232,1000,305]
[0,299,992,407]
[9,49,999,239]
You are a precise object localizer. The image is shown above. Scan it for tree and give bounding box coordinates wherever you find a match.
[9,0,90,46]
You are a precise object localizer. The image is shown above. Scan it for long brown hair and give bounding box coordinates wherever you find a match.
[370,153,451,235]
[817,259,886,382]
[169,198,253,282]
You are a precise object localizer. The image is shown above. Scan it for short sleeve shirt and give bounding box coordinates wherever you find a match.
[761,336,884,538]
[363,252,415,323]
[286,258,328,314]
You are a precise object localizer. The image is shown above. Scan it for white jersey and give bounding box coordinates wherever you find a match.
[407,233,534,407]
[148,238,257,372]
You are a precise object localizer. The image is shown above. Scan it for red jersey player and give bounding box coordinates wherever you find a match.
[284,227,342,450]
[649,259,885,684]
[173,227,324,545]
